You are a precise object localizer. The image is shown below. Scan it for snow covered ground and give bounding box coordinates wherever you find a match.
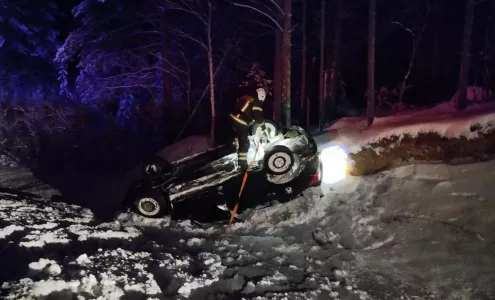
[1,100,495,299]
[314,100,495,154]
[1,157,495,299]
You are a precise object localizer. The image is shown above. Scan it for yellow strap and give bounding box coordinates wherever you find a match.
[229,114,248,126]
[240,101,250,112]
[252,106,263,111]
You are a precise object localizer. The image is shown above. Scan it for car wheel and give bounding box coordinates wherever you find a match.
[133,189,169,218]
[251,120,279,138]
[263,145,295,175]
[144,156,174,179]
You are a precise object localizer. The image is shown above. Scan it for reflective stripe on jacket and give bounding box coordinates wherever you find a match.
[230,95,264,126]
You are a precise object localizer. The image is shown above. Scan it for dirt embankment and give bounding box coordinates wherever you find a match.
[349,124,495,176]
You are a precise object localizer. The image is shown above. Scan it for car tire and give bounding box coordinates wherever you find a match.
[251,120,279,138]
[133,189,169,218]
[263,145,295,175]
[144,156,174,179]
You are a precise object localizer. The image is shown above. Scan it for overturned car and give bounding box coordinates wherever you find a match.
[123,121,323,222]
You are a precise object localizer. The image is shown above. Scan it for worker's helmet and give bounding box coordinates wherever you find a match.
[256,87,266,102]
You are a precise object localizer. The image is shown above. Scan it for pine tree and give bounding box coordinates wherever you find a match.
[0,0,60,102]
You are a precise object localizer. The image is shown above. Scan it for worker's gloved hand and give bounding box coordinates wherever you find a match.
[260,132,269,143]
[258,123,269,143]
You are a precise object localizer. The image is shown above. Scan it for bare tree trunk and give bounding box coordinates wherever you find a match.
[324,70,328,110]
[457,0,475,110]
[367,0,376,126]
[431,7,442,100]
[301,0,307,117]
[318,0,326,132]
[186,59,191,115]
[175,42,232,142]
[396,30,419,110]
[395,5,430,111]
[161,13,172,108]
[329,0,343,121]
[483,0,495,100]
[324,3,333,103]
[232,0,289,125]
[179,51,191,115]
[307,57,316,128]
[273,21,283,125]
[163,41,172,107]
[207,2,215,144]
[281,0,292,127]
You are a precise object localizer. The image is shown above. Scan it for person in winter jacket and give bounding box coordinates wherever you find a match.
[230,87,267,171]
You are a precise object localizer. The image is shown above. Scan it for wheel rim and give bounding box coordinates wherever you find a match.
[145,164,160,175]
[253,122,278,138]
[264,123,278,138]
[267,152,292,173]
[137,197,160,216]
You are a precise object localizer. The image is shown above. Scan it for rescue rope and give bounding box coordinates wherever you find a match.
[224,130,263,232]
[197,130,263,239]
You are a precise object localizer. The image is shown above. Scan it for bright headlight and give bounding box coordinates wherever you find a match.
[319,145,349,184]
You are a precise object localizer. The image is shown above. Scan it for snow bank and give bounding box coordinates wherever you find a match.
[0,154,18,168]
[314,100,495,175]
[0,167,60,199]
[317,101,495,154]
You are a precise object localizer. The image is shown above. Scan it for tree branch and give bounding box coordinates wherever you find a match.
[173,29,208,50]
[267,0,285,16]
[248,19,276,30]
[174,38,235,141]
[391,21,414,36]
[163,0,208,25]
[231,2,283,31]
[291,23,299,33]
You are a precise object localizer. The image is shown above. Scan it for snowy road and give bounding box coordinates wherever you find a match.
[1,160,495,299]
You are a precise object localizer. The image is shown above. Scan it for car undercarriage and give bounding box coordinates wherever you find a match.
[123,121,323,223]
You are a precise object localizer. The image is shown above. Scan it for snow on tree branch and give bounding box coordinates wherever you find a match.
[0,0,60,103]
[55,0,192,108]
